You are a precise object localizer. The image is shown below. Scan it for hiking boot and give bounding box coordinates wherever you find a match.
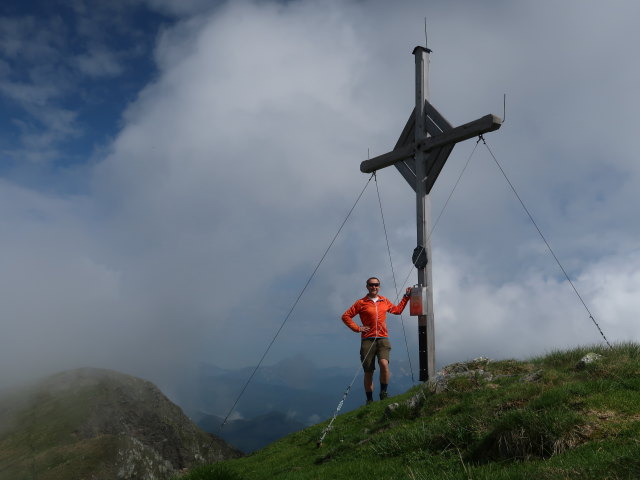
[366,399,374,405]
[379,391,388,400]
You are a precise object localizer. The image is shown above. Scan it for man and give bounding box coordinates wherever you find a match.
[341,277,411,404]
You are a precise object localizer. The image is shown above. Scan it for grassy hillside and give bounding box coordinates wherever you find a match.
[176,343,640,480]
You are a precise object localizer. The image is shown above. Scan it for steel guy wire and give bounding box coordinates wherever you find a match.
[373,172,415,383]
[397,138,483,294]
[220,173,376,429]
[319,141,483,446]
[320,171,405,444]
[317,300,383,447]
[480,136,612,349]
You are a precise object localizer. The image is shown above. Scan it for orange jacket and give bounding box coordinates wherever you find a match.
[341,295,409,339]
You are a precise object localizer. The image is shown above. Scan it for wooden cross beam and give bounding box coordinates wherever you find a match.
[360,113,502,189]
[361,46,502,382]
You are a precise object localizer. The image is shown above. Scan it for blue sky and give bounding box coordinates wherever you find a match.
[0,0,168,191]
[2,0,640,409]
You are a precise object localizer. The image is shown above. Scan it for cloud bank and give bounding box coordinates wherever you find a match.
[1,0,639,397]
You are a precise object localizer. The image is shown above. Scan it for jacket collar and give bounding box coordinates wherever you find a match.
[362,295,386,302]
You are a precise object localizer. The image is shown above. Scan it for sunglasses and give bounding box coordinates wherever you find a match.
[367,283,380,287]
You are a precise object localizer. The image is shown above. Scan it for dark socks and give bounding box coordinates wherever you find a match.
[366,391,373,401]
[380,383,388,393]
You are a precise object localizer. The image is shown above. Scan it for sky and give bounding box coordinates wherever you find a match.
[1,0,639,403]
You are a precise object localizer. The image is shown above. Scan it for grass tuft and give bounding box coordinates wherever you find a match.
[172,464,245,480]
[470,407,585,461]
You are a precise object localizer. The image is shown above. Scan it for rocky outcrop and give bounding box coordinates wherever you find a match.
[385,357,544,418]
[576,352,603,369]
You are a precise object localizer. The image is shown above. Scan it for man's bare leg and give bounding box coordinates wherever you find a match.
[379,359,390,399]
[364,371,374,393]
[379,359,390,385]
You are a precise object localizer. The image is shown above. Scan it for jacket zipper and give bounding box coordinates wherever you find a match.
[374,300,379,337]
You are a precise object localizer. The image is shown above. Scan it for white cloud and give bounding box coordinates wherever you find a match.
[433,247,640,366]
[0,16,65,61]
[1,0,639,394]
[74,49,125,77]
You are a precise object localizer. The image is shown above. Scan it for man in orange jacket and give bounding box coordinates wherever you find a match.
[342,277,411,403]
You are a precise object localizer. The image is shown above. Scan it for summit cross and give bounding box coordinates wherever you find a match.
[360,46,502,382]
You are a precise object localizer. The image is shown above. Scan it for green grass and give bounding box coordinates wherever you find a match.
[175,343,640,480]
[0,386,98,478]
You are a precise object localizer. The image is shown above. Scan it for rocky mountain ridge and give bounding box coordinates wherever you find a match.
[0,368,241,480]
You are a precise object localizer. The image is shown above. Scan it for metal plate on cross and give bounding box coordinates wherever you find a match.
[412,245,428,269]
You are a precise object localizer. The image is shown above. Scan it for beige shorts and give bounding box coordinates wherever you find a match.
[360,338,391,372]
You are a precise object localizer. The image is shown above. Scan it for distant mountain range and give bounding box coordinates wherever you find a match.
[185,354,419,452]
[0,368,241,480]
[199,411,305,453]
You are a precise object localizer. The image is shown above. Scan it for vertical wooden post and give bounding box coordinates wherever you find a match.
[413,46,436,382]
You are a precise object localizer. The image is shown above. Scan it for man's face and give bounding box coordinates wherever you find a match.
[366,278,380,295]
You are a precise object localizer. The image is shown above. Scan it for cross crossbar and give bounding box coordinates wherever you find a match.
[360,113,502,174]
